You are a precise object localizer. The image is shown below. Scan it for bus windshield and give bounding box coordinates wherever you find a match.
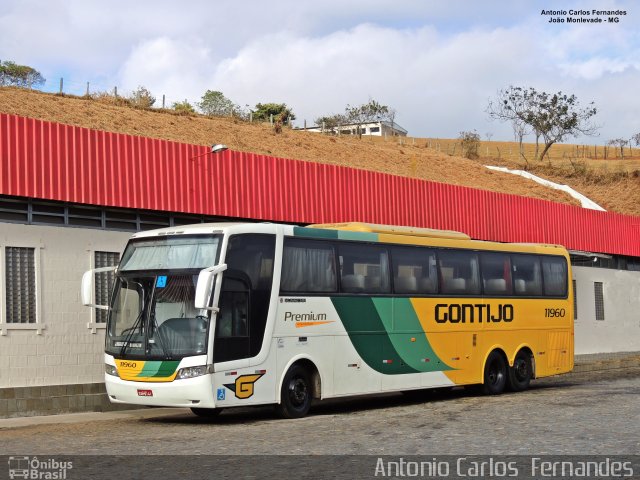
[106,235,221,359]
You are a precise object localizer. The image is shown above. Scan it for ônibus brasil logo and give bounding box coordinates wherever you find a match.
[8,456,73,479]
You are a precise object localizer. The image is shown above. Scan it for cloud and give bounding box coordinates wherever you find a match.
[201,24,549,138]
[118,37,215,104]
[1,0,639,140]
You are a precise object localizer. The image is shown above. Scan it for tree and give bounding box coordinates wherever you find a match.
[253,103,295,123]
[631,133,640,147]
[487,87,536,163]
[314,114,348,134]
[0,60,45,88]
[345,98,390,138]
[487,86,599,162]
[607,138,628,158]
[172,99,196,114]
[128,85,156,108]
[198,90,237,117]
[459,130,481,159]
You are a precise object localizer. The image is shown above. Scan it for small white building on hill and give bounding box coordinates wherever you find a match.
[298,120,408,137]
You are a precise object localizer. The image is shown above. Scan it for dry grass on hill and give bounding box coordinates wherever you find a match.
[2,87,637,216]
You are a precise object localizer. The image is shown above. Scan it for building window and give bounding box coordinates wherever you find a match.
[370,126,380,133]
[5,247,36,324]
[594,282,605,321]
[0,195,229,233]
[94,251,120,323]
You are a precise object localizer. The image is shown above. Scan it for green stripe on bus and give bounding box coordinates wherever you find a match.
[293,226,379,242]
[373,298,452,372]
[331,297,418,375]
[137,360,180,378]
[337,231,379,242]
[293,227,338,239]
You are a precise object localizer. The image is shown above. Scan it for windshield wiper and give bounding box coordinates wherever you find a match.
[150,312,172,360]
[119,310,144,357]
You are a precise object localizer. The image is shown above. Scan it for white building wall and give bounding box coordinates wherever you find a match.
[0,223,131,387]
[573,266,640,354]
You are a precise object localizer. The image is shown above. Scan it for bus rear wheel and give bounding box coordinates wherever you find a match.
[190,407,223,418]
[508,350,532,392]
[276,364,312,419]
[482,351,507,395]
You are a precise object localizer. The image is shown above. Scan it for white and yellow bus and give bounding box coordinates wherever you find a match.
[82,222,573,418]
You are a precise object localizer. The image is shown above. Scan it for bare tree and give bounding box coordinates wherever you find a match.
[487,86,599,163]
[608,138,628,158]
[486,87,533,165]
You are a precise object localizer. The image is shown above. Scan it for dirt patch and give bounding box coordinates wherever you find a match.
[0,87,582,209]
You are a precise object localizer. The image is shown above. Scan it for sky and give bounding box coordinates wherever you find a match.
[0,0,638,143]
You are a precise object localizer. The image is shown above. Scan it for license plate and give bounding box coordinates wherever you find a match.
[137,389,153,397]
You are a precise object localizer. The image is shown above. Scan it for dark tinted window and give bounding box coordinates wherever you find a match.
[542,257,568,296]
[338,244,390,294]
[512,255,542,296]
[480,252,512,295]
[391,246,438,294]
[438,250,480,295]
[215,234,275,361]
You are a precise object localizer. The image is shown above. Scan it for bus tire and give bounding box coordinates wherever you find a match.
[507,350,532,392]
[190,407,223,418]
[482,351,507,395]
[276,364,312,419]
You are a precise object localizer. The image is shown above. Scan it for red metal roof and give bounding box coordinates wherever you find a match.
[1,113,639,256]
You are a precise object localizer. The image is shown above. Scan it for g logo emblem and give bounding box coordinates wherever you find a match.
[224,374,264,399]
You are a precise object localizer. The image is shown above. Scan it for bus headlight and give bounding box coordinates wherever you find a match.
[176,366,209,380]
[105,364,119,377]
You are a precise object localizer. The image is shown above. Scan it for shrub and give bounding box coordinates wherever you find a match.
[459,130,481,159]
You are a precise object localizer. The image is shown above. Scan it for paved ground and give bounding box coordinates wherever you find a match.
[1,367,639,457]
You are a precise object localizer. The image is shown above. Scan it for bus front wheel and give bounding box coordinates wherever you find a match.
[276,364,312,419]
[507,350,532,392]
[482,351,507,395]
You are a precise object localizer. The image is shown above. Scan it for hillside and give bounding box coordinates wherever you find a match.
[1,87,638,216]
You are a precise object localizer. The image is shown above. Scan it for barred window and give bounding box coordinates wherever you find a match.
[594,282,605,321]
[95,251,120,323]
[5,247,36,324]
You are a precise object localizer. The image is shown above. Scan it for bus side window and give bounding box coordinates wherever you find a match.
[480,252,512,295]
[542,257,568,296]
[438,250,481,295]
[338,243,390,294]
[391,246,438,294]
[281,239,337,293]
[512,255,543,296]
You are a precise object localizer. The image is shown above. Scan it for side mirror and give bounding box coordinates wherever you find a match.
[195,263,228,310]
[81,266,117,309]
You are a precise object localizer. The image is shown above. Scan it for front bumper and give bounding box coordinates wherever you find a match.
[105,373,216,408]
